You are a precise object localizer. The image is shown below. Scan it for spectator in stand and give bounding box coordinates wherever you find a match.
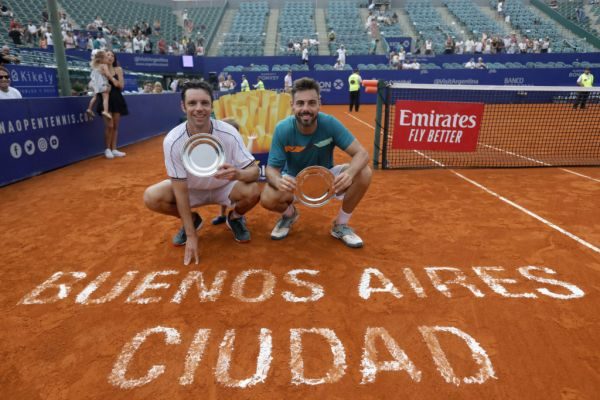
[476,57,487,69]
[455,39,464,54]
[1,3,14,18]
[334,59,344,70]
[444,36,455,54]
[41,10,49,23]
[226,74,236,91]
[153,81,164,94]
[389,51,400,69]
[76,31,87,50]
[424,39,433,55]
[64,31,76,49]
[8,19,23,45]
[182,9,189,26]
[328,29,336,42]
[153,19,161,34]
[465,37,475,53]
[93,16,103,29]
[0,65,21,99]
[133,33,143,53]
[143,36,153,54]
[0,46,20,65]
[541,37,550,53]
[142,82,153,93]
[464,57,476,69]
[186,39,196,56]
[336,44,346,66]
[301,45,309,66]
[284,70,292,93]
[39,33,48,49]
[25,21,38,45]
[158,37,167,54]
[196,41,204,56]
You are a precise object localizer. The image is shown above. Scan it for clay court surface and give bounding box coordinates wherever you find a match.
[1,105,599,399]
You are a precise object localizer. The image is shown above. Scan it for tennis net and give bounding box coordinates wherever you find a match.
[374,83,600,169]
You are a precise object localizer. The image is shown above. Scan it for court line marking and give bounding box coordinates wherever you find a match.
[481,144,600,184]
[345,112,600,255]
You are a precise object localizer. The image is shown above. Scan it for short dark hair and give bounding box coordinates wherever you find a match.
[0,65,9,75]
[291,77,320,98]
[181,80,213,103]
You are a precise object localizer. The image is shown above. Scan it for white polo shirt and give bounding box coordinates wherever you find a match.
[163,118,255,191]
[0,86,22,99]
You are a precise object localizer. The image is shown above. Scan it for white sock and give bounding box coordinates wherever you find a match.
[336,209,352,225]
[283,204,295,217]
[230,210,242,219]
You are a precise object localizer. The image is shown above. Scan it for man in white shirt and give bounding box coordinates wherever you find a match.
[336,45,346,66]
[302,46,309,66]
[464,58,476,69]
[143,80,260,265]
[284,70,292,93]
[0,66,22,99]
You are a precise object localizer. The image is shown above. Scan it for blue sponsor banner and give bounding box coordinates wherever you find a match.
[221,68,589,104]
[384,37,412,53]
[0,93,183,186]
[5,65,58,98]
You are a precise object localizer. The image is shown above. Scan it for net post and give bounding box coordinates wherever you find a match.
[381,81,391,170]
[372,80,386,169]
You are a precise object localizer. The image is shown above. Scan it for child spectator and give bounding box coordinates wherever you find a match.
[86,50,112,119]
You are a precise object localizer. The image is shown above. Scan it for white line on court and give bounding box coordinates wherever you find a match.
[345,112,600,255]
[481,144,600,184]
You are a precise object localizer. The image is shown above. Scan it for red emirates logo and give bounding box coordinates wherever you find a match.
[392,100,484,152]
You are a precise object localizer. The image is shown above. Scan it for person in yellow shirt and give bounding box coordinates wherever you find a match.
[573,67,594,109]
[240,74,250,92]
[348,68,362,112]
[253,77,265,91]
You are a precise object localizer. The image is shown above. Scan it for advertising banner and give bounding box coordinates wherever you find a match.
[5,65,58,98]
[0,93,183,187]
[392,100,484,152]
[384,37,413,53]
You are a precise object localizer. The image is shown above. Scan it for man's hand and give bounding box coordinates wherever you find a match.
[183,234,199,265]
[333,170,353,194]
[214,163,239,181]
[277,175,296,193]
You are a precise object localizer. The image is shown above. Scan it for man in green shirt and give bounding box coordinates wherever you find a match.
[573,67,594,109]
[348,69,362,112]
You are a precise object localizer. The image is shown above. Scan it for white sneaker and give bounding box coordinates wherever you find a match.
[104,148,114,159]
[331,223,363,248]
[112,149,126,157]
[270,206,299,240]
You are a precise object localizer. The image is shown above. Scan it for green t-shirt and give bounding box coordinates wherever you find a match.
[268,113,355,176]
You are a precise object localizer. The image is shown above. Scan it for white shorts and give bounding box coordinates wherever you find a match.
[188,181,237,208]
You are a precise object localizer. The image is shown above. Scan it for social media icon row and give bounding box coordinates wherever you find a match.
[10,136,59,159]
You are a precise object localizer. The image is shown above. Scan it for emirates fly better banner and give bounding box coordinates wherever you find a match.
[392,100,485,152]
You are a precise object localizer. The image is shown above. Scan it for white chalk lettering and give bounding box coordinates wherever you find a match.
[419,326,497,386]
[281,269,325,303]
[361,327,422,384]
[290,328,347,385]
[108,326,181,389]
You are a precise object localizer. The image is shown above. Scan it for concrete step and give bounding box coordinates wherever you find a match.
[264,9,279,56]
[315,8,330,55]
[208,9,236,56]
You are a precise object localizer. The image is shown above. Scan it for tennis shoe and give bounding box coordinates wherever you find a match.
[331,223,363,248]
[270,206,299,240]
[172,212,203,246]
[212,215,227,225]
[104,148,114,159]
[226,211,251,243]
[112,149,126,157]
